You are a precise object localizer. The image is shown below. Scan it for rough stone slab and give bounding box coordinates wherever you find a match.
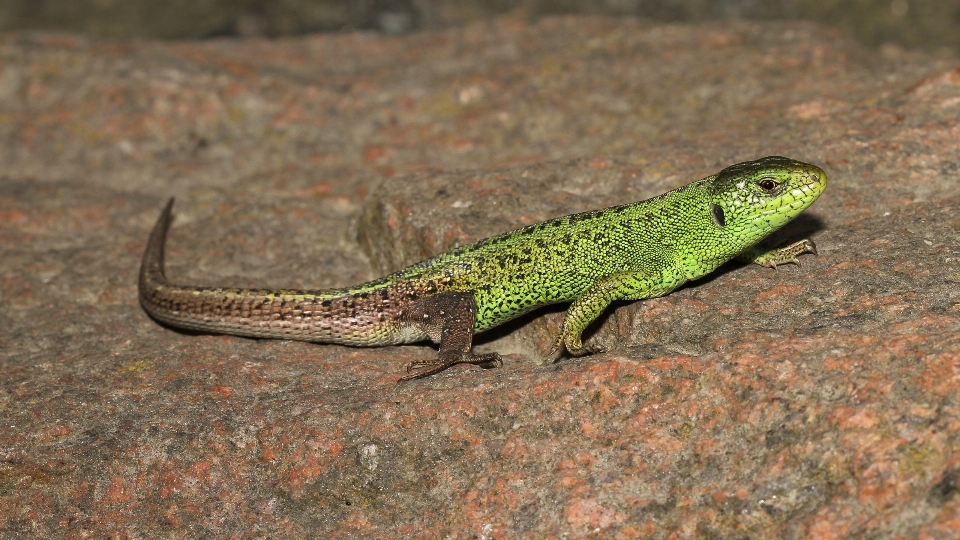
[2,16,960,539]
[3,19,951,198]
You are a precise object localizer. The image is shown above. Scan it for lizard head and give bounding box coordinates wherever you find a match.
[707,155,826,246]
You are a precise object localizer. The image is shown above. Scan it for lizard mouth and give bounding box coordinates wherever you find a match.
[756,168,827,223]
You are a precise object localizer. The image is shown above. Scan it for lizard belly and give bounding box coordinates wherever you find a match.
[469,273,593,333]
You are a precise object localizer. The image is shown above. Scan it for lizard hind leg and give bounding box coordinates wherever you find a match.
[398,292,502,382]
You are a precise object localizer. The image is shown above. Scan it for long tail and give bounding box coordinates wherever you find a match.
[138,197,282,337]
[137,199,407,346]
[138,198,175,300]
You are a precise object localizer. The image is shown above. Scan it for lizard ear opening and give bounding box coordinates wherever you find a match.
[710,203,726,228]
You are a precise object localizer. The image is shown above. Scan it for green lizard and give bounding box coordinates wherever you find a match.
[139,156,826,380]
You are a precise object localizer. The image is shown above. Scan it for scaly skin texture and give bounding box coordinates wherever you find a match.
[139,156,826,380]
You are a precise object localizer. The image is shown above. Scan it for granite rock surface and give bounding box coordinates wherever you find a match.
[2,17,960,538]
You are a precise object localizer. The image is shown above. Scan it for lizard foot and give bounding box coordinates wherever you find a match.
[398,352,503,382]
[758,239,818,269]
[566,342,607,357]
[547,334,607,359]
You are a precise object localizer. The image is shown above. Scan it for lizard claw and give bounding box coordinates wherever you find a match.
[477,354,503,369]
[404,359,434,373]
[546,334,565,360]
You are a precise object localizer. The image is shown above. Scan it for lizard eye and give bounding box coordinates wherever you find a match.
[758,178,779,192]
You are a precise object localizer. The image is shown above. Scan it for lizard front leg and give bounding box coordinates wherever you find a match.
[398,292,502,381]
[737,239,818,269]
[551,271,663,357]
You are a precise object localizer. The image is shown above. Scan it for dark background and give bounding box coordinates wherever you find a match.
[1,0,959,54]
